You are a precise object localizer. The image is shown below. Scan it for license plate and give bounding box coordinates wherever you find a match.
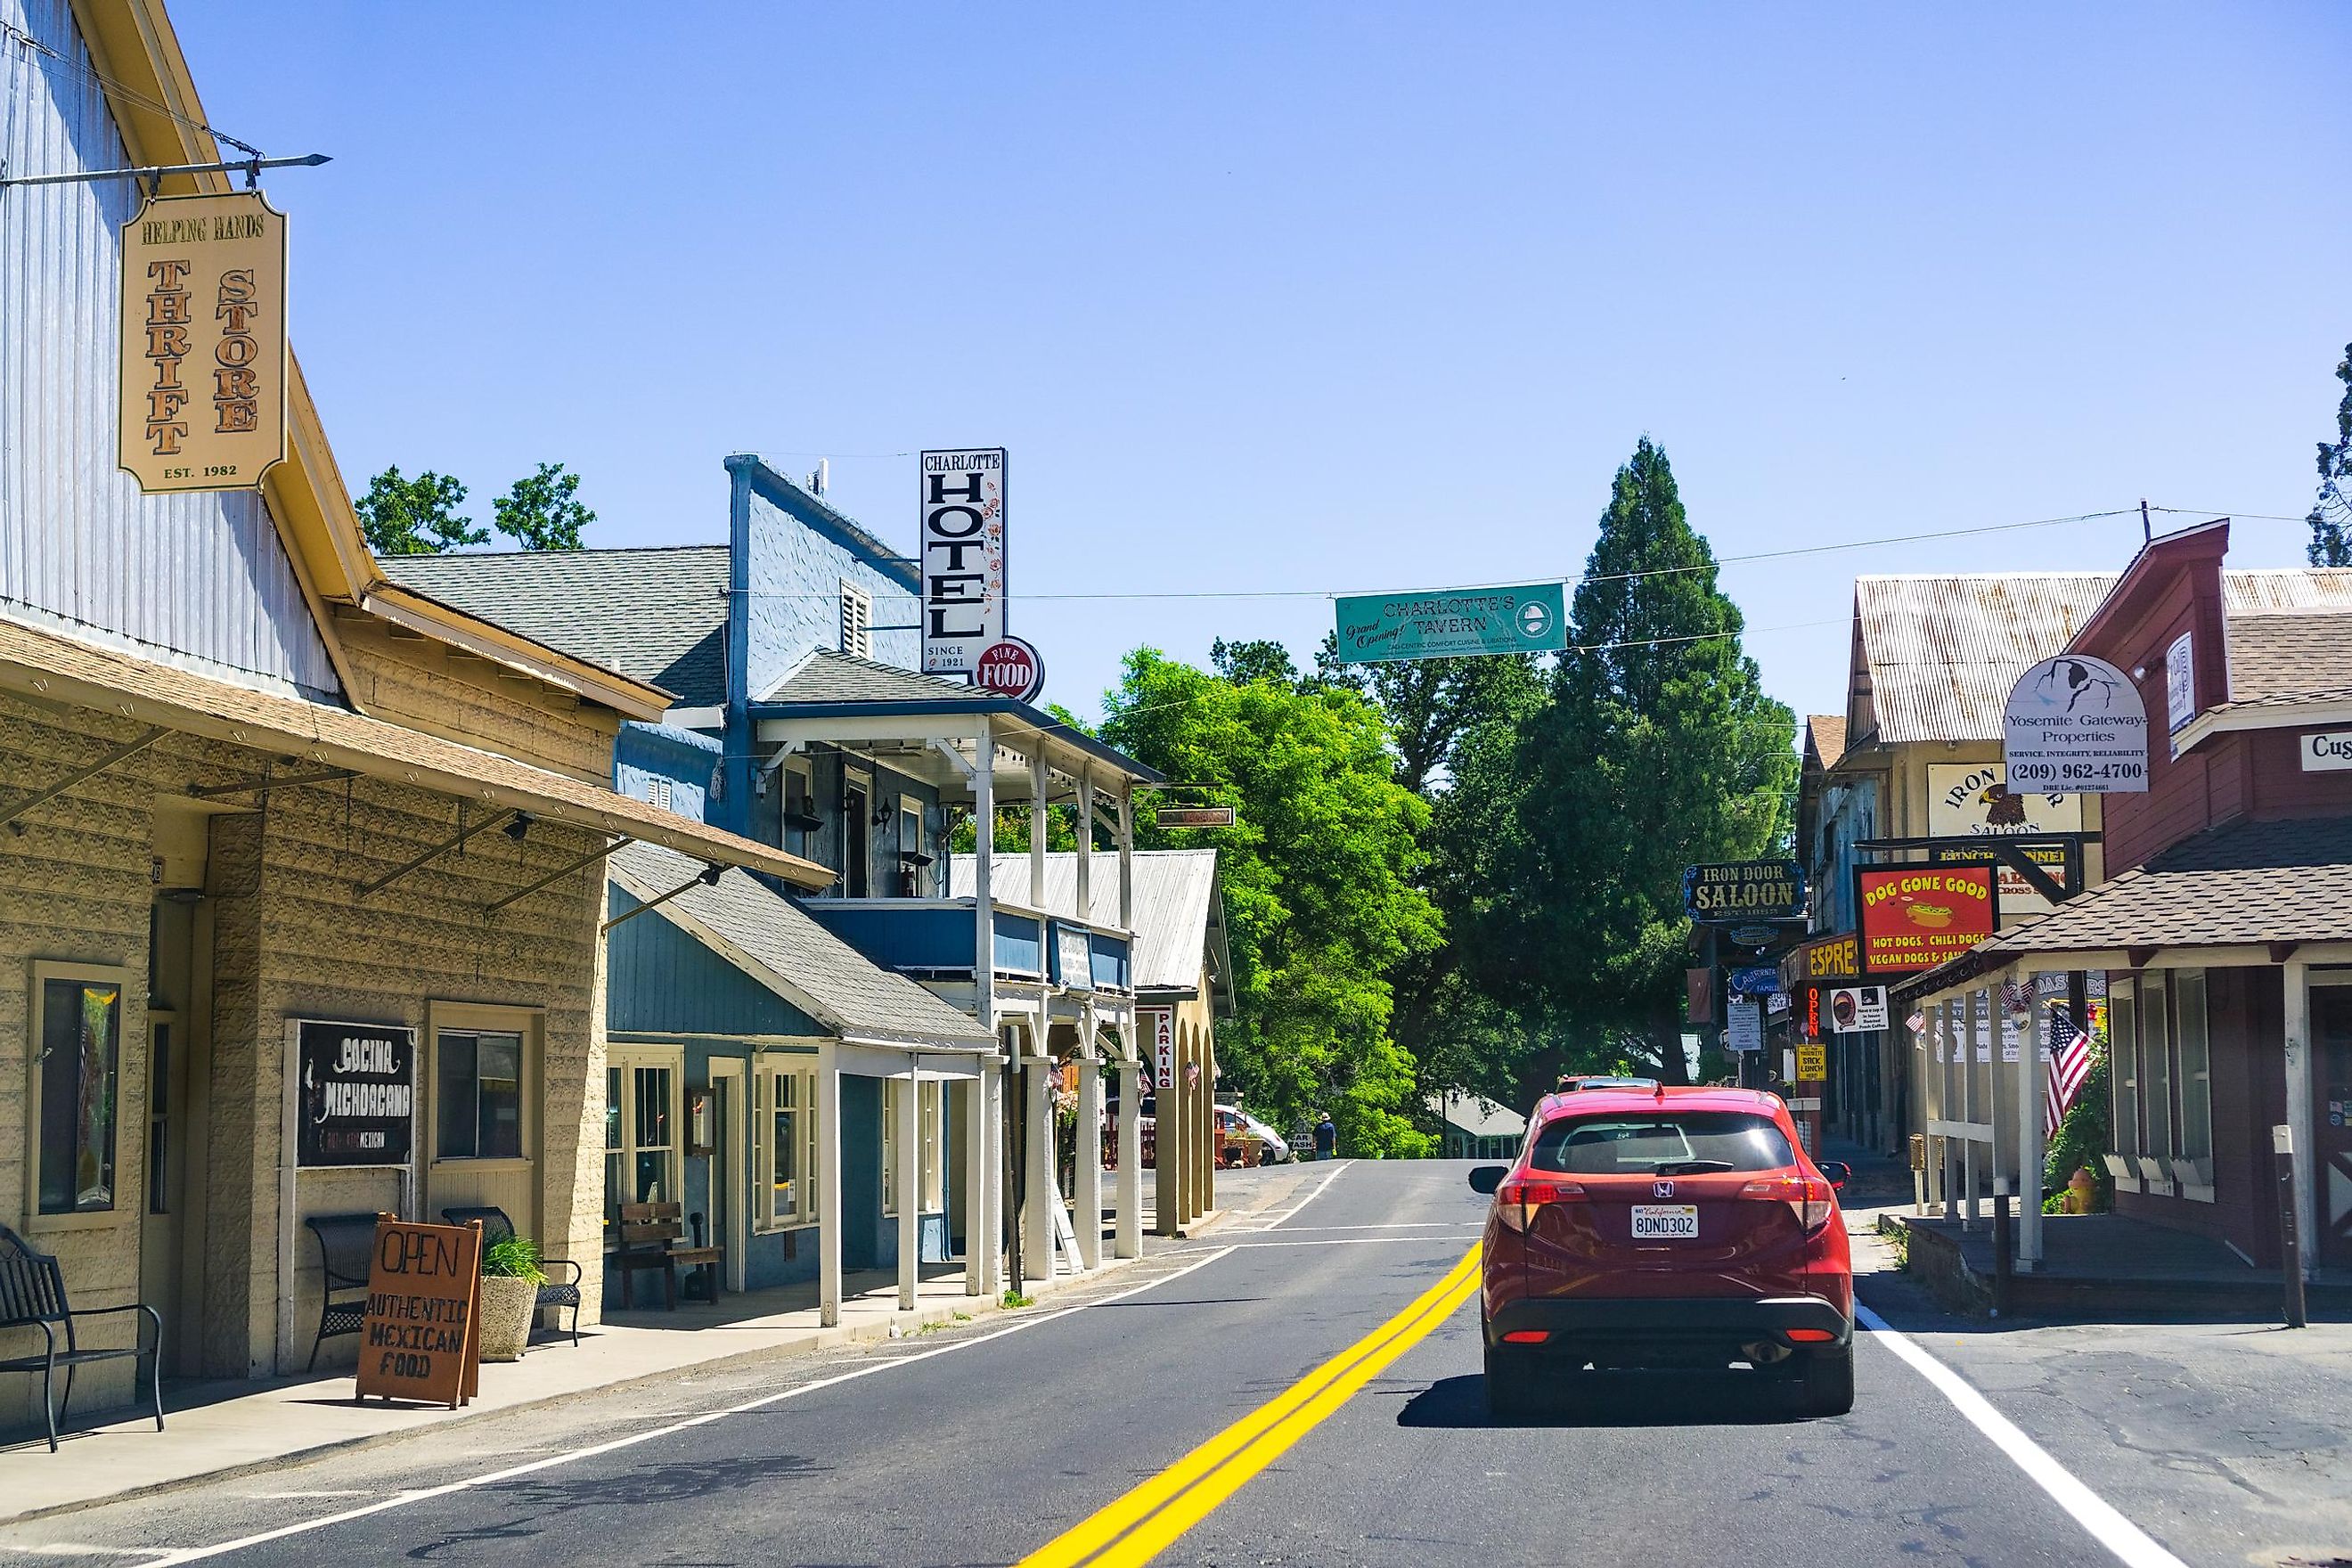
[1630,1205,1699,1239]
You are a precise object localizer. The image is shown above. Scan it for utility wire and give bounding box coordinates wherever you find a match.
[0,19,262,160]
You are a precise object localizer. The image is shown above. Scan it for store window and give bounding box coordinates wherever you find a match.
[919,1080,944,1212]
[898,796,927,896]
[2143,973,2173,1164]
[2176,969,2212,1177]
[754,1064,818,1230]
[437,1031,525,1160]
[33,966,125,1217]
[882,1080,900,1217]
[2110,979,2140,1161]
[605,1049,681,1210]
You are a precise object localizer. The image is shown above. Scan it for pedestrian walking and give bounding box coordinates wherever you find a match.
[1314,1113,1337,1161]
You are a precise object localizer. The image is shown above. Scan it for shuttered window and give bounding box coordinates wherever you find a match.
[840,582,873,659]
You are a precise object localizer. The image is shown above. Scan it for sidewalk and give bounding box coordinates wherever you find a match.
[4,1261,1010,1526]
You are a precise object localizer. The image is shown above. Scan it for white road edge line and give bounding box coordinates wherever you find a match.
[1856,1304,2189,1568]
[1226,1221,1482,1235]
[1234,1159,1352,1229]
[1221,1236,1481,1249]
[137,1245,1241,1566]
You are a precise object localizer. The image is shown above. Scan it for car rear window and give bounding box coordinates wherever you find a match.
[1528,1111,1794,1175]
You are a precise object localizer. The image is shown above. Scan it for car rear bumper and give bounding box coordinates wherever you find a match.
[1486,1294,1852,1352]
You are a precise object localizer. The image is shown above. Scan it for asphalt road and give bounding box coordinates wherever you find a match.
[0,1160,2290,1567]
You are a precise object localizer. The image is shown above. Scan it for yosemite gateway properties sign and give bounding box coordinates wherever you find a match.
[919,448,1007,677]
[119,191,287,494]
[1854,865,1997,976]
[1684,860,1806,923]
[2002,654,2148,794]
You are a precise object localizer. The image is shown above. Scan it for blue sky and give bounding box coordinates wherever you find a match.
[176,4,2351,727]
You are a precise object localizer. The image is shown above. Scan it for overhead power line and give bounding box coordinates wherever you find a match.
[0,18,263,161]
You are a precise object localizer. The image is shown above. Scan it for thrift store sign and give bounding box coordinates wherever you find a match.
[919,448,1007,676]
[1855,865,1997,975]
[119,192,286,493]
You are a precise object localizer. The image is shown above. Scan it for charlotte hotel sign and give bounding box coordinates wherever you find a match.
[919,448,1008,677]
[118,192,287,494]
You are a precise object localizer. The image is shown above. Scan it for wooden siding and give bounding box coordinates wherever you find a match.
[605,893,821,1038]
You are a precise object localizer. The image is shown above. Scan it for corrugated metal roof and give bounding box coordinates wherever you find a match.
[1854,569,2352,744]
[380,547,730,705]
[1429,1094,1526,1139]
[611,840,992,1048]
[951,850,1222,994]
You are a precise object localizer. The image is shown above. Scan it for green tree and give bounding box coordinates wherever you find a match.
[1102,649,1440,1156]
[2307,343,2352,568]
[494,462,595,551]
[355,466,485,555]
[1209,638,1301,688]
[1492,437,1797,1100]
[1315,634,1544,796]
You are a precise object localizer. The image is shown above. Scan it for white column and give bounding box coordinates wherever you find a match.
[2018,975,2046,1269]
[981,1058,1005,1296]
[1116,1058,1143,1259]
[1029,746,1049,911]
[973,720,996,1040]
[964,1069,989,1295]
[2284,957,2316,1280]
[818,1052,843,1327]
[896,1068,920,1312]
[1024,1031,1053,1280]
[1076,766,1095,921]
[1116,785,1134,932]
[1076,1006,1104,1270]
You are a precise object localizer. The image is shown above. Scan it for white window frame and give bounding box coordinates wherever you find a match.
[882,1079,901,1218]
[752,1059,819,1232]
[607,1044,684,1215]
[919,1079,944,1212]
[2175,968,2215,1198]
[898,794,927,895]
[428,1002,541,1171]
[2109,977,2141,1169]
[645,775,674,813]
[840,581,873,659]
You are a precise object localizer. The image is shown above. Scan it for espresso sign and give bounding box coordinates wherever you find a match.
[355,1218,481,1409]
[919,448,1007,676]
[118,192,287,494]
[296,1019,415,1168]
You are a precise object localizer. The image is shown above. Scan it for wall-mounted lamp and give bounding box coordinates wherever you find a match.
[503,812,535,844]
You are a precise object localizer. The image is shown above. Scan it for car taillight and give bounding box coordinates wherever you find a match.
[1495,1178,1587,1232]
[1739,1174,1835,1232]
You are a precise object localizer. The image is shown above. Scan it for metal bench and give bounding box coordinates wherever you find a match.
[303,1212,382,1372]
[0,1222,163,1452]
[611,1202,722,1310]
[442,1205,582,1347]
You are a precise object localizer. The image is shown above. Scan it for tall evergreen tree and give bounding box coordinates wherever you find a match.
[2307,343,2352,568]
[1496,437,1796,1098]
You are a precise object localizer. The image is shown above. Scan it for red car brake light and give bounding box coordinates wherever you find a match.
[1738,1174,1836,1232]
[1495,1178,1587,1232]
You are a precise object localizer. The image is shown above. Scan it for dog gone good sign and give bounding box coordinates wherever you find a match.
[1854,865,1997,976]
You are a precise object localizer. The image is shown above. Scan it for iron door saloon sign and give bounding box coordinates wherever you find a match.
[119,191,286,494]
[296,1019,415,1168]
[919,448,1007,676]
[1684,860,1805,923]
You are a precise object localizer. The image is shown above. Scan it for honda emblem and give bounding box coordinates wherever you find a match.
[1652,1180,1675,1198]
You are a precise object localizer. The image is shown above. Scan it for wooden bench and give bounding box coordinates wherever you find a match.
[611,1202,721,1310]
[442,1205,583,1347]
[0,1222,163,1452]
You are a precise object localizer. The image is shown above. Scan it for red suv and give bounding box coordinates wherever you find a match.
[1471,1082,1854,1417]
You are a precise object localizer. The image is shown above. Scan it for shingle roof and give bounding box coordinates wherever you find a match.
[378,547,731,706]
[765,649,980,706]
[1805,715,1848,772]
[2225,611,2352,704]
[1854,569,2352,745]
[609,840,992,1048]
[951,850,1225,994]
[1977,816,2352,955]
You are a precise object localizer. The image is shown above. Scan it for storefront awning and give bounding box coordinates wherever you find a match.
[0,612,833,889]
[1893,815,2352,1003]
[611,841,996,1053]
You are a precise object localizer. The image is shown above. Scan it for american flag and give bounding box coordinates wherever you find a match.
[2046,1004,2093,1138]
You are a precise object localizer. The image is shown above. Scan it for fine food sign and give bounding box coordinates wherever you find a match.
[1332,582,1567,664]
[355,1218,481,1409]
[2002,655,2148,794]
[1683,860,1805,923]
[973,636,1045,702]
[919,448,1007,676]
[1855,865,1997,975]
[295,1019,415,1168]
[118,191,287,494]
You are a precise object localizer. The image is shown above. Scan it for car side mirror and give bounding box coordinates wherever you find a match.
[1467,1165,1508,1196]
[1817,1161,1851,1192]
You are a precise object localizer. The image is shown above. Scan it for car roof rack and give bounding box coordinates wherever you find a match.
[1562,1074,1662,1093]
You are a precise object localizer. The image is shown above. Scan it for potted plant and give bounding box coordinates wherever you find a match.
[478,1235,548,1361]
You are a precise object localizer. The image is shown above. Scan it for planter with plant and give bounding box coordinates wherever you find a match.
[478,1235,548,1361]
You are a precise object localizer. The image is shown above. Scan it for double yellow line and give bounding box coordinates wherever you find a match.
[1017,1243,1484,1568]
